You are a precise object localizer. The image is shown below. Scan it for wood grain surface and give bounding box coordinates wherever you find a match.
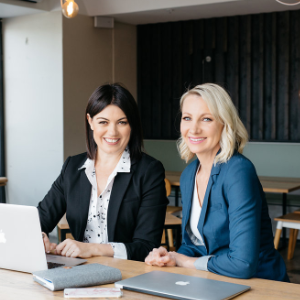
[1,256,299,300]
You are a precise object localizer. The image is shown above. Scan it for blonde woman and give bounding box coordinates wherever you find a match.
[145,83,289,282]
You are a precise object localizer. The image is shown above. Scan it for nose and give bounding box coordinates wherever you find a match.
[189,121,201,135]
[107,123,118,136]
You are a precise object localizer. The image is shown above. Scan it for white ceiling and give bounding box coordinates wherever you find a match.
[0,0,299,24]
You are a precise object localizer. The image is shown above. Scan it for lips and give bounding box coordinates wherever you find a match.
[189,137,205,142]
[188,137,206,144]
[104,138,120,144]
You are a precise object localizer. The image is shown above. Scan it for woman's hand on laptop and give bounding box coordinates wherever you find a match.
[42,232,57,254]
[145,247,177,267]
[55,239,93,258]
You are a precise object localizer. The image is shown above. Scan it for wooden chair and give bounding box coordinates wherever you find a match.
[274,211,300,260]
[0,177,8,203]
[161,178,182,251]
[0,177,8,187]
[57,214,73,242]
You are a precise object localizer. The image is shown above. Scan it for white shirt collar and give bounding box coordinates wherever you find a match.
[78,148,131,174]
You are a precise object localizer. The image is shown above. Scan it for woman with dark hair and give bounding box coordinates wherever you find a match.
[38,83,168,262]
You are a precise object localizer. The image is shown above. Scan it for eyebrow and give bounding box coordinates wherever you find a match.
[182,112,212,117]
[96,116,127,121]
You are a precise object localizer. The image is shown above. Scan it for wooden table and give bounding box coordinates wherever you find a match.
[1,256,299,299]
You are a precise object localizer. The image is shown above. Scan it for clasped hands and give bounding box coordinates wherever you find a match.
[145,246,198,269]
[145,247,177,267]
[42,232,93,258]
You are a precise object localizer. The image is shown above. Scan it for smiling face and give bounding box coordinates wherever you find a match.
[180,94,223,160]
[87,104,131,157]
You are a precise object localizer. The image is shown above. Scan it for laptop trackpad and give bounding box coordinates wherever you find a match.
[46,254,87,267]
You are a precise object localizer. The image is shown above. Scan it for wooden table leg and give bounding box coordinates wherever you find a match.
[282,193,287,248]
[274,228,282,249]
[167,229,174,251]
[289,229,299,260]
[288,229,295,260]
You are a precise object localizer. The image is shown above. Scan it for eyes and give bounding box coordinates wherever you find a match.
[98,120,128,125]
[182,116,212,122]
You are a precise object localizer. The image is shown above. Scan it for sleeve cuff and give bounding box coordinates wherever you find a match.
[194,255,213,271]
[109,243,128,260]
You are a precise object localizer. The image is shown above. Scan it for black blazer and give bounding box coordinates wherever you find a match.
[37,152,168,261]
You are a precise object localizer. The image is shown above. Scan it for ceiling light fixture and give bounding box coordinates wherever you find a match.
[275,0,300,5]
[61,0,79,18]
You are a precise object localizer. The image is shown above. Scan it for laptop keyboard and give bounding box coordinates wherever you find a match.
[47,262,64,269]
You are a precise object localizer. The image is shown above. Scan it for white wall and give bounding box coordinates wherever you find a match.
[63,18,137,159]
[63,15,113,159]
[3,11,63,207]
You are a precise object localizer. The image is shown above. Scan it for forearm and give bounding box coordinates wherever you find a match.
[89,243,114,257]
[174,253,197,269]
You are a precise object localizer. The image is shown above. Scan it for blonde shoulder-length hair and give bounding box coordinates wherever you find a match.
[177,83,248,164]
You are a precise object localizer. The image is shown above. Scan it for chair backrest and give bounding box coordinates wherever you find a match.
[0,177,7,187]
[164,178,171,197]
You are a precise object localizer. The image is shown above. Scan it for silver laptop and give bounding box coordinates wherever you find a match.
[115,271,250,300]
[0,203,86,273]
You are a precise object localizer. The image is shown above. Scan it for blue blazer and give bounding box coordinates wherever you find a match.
[178,151,289,282]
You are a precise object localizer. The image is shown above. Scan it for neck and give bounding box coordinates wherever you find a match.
[95,149,123,170]
[196,146,220,175]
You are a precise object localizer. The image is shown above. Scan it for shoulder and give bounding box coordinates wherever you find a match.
[220,152,260,193]
[222,151,256,175]
[133,152,165,176]
[180,159,198,185]
[63,152,88,172]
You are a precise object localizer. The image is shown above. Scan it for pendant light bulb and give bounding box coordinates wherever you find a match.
[61,0,79,19]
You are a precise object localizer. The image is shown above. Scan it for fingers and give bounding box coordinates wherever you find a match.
[42,232,52,253]
[56,239,78,257]
[42,232,58,254]
[145,247,172,267]
[56,239,70,256]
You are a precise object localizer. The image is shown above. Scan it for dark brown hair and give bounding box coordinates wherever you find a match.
[85,83,144,161]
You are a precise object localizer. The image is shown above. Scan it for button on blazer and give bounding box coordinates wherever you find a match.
[37,152,168,262]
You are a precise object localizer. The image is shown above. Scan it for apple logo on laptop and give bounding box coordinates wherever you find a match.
[0,230,6,243]
[175,281,190,286]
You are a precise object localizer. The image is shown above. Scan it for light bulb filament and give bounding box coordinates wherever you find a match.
[67,2,74,16]
[61,0,79,19]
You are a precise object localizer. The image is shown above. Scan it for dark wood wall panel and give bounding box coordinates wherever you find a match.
[290,10,300,141]
[263,13,276,140]
[192,20,204,86]
[203,19,215,83]
[137,9,300,142]
[277,12,290,141]
[172,22,183,137]
[161,23,172,139]
[151,24,162,138]
[251,14,264,140]
[215,18,226,86]
[239,16,251,135]
[226,17,239,110]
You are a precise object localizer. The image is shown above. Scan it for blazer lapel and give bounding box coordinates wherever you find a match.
[77,171,92,241]
[107,172,133,241]
[181,160,199,232]
[198,162,221,241]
